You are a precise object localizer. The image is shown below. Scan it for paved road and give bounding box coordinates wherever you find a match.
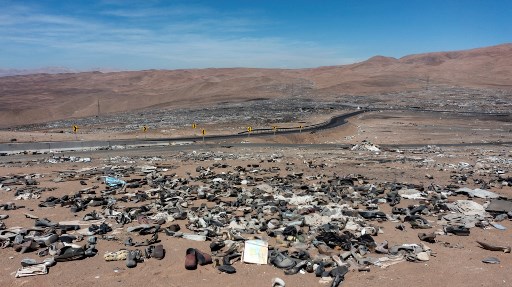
[0,110,367,154]
[2,140,511,165]
[2,108,510,155]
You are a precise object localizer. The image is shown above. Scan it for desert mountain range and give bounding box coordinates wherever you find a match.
[1,43,511,127]
[0,67,77,78]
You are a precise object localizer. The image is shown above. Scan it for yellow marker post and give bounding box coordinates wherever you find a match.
[247,126,253,137]
[142,126,148,138]
[201,129,206,142]
[72,125,79,140]
[272,126,277,136]
[299,125,303,133]
[192,123,197,136]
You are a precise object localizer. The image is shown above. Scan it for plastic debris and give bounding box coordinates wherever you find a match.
[104,177,126,187]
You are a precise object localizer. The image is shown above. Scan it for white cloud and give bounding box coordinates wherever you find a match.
[101,5,214,18]
[0,1,357,69]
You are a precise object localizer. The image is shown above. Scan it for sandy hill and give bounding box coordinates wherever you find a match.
[304,43,512,93]
[0,43,511,127]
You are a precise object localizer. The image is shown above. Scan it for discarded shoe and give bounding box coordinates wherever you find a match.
[87,236,97,245]
[391,207,408,215]
[85,244,97,257]
[222,252,240,265]
[58,224,80,231]
[210,241,225,252]
[375,240,389,254]
[196,249,212,265]
[182,233,207,241]
[34,218,58,228]
[482,257,500,264]
[314,242,337,256]
[476,241,511,253]
[124,237,134,246]
[407,215,431,229]
[418,232,436,243]
[24,213,39,220]
[21,257,55,267]
[329,266,349,287]
[59,234,77,244]
[284,260,308,275]
[104,250,129,261]
[167,224,181,232]
[14,240,38,254]
[83,211,102,221]
[217,264,236,274]
[314,262,325,277]
[395,224,406,231]
[152,244,165,260]
[330,265,349,279]
[270,251,296,269]
[54,246,85,262]
[331,255,345,267]
[15,264,48,278]
[139,225,160,235]
[444,226,470,236]
[33,234,59,247]
[358,211,387,220]
[133,232,159,247]
[185,248,197,270]
[126,249,141,268]
[89,223,112,235]
[389,244,422,255]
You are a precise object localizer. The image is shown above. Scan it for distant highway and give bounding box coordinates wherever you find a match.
[2,108,510,155]
[0,109,368,154]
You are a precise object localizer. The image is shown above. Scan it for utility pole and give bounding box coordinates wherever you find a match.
[97,97,100,116]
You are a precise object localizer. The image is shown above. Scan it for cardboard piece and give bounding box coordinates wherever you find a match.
[242,240,268,264]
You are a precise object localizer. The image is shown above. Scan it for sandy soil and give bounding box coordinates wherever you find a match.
[0,112,511,287]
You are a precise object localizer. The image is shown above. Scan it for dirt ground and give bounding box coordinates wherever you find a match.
[0,111,511,287]
[0,110,341,144]
[3,109,511,146]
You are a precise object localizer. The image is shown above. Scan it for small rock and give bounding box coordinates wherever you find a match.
[416,252,430,261]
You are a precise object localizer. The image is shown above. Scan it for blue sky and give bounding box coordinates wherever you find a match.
[1,0,510,70]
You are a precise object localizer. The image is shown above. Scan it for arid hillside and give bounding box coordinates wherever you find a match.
[304,43,512,93]
[1,43,511,127]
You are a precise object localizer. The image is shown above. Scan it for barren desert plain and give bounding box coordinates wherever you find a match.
[1,44,511,287]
